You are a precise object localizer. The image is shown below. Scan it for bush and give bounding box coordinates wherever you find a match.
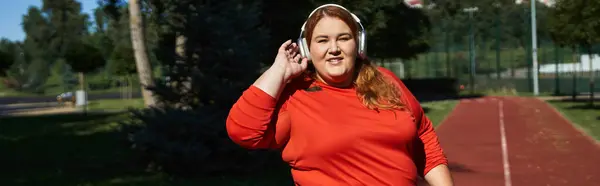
[121,106,278,177]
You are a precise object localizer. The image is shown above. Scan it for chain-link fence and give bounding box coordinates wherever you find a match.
[383,4,600,96]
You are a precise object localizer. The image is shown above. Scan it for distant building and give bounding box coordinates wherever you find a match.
[404,0,423,8]
[515,0,555,7]
[538,54,600,77]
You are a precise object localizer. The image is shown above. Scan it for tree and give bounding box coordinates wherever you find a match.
[364,1,431,60]
[42,0,90,60]
[120,0,275,177]
[17,7,52,93]
[64,41,106,91]
[107,43,138,99]
[548,0,600,105]
[0,39,16,77]
[259,0,432,61]
[129,0,157,107]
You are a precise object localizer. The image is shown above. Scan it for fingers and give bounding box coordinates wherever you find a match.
[299,57,308,69]
[279,40,293,52]
[293,53,301,63]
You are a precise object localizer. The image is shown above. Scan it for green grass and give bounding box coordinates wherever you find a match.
[546,99,600,141]
[86,98,145,111]
[0,112,293,186]
[0,98,460,185]
[420,100,459,127]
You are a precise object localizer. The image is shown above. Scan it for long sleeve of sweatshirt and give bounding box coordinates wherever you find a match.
[226,85,291,149]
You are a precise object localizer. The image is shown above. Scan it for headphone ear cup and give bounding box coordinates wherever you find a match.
[298,37,311,61]
[357,30,367,59]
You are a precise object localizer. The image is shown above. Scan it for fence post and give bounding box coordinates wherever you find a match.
[554,44,559,95]
[572,47,578,100]
[445,19,451,77]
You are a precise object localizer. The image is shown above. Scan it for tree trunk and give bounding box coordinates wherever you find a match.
[79,72,85,91]
[129,0,156,107]
[176,35,192,92]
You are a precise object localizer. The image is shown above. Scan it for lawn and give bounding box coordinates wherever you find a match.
[0,112,293,186]
[545,98,600,141]
[0,98,459,185]
[85,98,145,111]
[421,100,460,127]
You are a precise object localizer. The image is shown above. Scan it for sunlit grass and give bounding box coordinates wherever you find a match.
[85,98,145,111]
[546,99,600,141]
[421,100,459,127]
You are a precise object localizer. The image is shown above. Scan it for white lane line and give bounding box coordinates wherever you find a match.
[499,100,512,186]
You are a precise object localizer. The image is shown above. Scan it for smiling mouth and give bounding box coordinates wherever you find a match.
[327,58,343,64]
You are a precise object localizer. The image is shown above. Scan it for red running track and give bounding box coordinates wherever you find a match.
[423,96,600,186]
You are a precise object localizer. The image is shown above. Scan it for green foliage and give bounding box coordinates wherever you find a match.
[548,0,600,53]
[5,0,92,93]
[0,38,16,76]
[121,0,275,177]
[361,1,431,59]
[98,0,161,76]
[64,41,106,74]
[260,0,432,61]
[41,0,90,59]
[50,58,78,91]
[107,44,137,76]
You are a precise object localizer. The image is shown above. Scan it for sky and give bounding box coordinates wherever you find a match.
[0,0,99,42]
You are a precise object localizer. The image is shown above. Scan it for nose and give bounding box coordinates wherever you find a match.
[328,42,340,54]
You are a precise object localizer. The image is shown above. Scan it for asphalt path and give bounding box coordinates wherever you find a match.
[0,102,62,115]
[0,92,140,116]
[0,92,141,105]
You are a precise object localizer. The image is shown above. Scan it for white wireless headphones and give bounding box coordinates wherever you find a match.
[297,4,367,61]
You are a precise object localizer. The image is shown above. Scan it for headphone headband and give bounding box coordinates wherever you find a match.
[300,4,362,32]
[297,4,367,61]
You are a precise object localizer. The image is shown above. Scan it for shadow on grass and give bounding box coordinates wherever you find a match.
[0,112,294,186]
[422,107,431,114]
[567,104,600,110]
[547,97,600,103]
[0,112,158,186]
[547,98,600,110]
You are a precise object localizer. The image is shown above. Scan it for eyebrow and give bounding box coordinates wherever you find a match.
[314,33,352,39]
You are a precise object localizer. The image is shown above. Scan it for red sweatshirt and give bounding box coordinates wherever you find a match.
[226,67,447,185]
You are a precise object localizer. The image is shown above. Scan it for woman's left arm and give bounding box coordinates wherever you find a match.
[424,164,453,186]
[414,108,453,186]
[376,67,453,186]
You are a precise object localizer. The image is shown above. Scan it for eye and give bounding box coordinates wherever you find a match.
[338,36,351,41]
[317,39,328,43]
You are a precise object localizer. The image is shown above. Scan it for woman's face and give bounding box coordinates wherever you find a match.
[309,16,357,87]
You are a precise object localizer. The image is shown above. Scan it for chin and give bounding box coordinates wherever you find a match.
[324,66,350,77]
[323,68,352,83]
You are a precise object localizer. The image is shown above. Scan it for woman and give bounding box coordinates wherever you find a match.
[226,4,453,186]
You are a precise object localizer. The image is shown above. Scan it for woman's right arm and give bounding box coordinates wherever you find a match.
[226,40,308,150]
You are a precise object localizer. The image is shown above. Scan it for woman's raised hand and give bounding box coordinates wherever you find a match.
[272,40,308,82]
